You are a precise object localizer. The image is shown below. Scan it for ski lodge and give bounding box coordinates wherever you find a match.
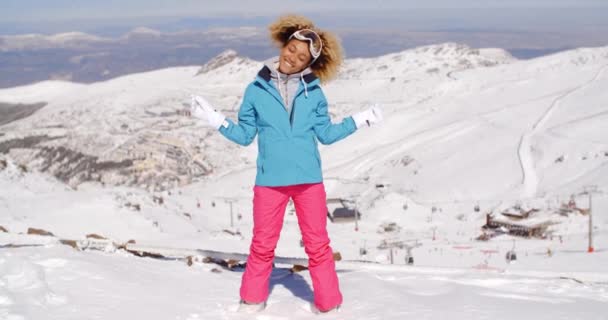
[481,213,553,239]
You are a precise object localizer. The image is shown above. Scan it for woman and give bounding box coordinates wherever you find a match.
[190,14,382,313]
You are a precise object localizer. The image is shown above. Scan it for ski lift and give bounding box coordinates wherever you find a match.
[506,239,517,263]
[505,250,517,263]
[405,254,414,265]
[360,240,367,256]
[404,244,416,265]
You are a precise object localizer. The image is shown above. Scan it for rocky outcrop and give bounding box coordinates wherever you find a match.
[0,133,213,191]
[0,102,47,126]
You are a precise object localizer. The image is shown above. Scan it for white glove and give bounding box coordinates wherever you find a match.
[352,104,383,129]
[190,95,227,130]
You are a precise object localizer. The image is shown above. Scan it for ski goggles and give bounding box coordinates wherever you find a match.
[288,29,323,62]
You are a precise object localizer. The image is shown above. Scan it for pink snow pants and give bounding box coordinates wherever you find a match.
[240,182,342,311]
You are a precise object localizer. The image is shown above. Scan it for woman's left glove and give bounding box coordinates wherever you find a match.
[352,104,383,129]
[190,95,228,130]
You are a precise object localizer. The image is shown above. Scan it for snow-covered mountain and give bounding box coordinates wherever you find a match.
[1,43,606,199]
[0,32,111,50]
[1,43,608,319]
[0,28,264,51]
[0,27,270,89]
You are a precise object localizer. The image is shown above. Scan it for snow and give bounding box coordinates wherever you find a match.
[0,32,109,50]
[126,27,163,37]
[1,43,608,318]
[1,241,606,319]
[0,81,87,104]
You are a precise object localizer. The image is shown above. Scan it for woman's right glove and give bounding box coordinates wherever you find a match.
[352,104,383,129]
[190,95,227,130]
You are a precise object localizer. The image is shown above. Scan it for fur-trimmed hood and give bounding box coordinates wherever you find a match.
[268,14,343,84]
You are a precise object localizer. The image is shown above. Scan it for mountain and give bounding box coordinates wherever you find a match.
[1,43,607,319]
[1,43,607,199]
[195,49,256,75]
[0,32,110,50]
[0,28,271,88]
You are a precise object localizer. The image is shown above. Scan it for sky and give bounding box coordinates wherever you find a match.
[1,0,607,61]
[2,0,608,22]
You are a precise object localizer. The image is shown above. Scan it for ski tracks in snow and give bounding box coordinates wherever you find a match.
[517,64,608,198]
[328,116,480,177]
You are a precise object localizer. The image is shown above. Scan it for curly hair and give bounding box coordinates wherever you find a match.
[268,14,344,84]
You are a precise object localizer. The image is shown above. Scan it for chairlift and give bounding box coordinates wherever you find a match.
[359,240,368,256]
[405,254,414,265]
[506,250,517,263]
[506,239,517,263]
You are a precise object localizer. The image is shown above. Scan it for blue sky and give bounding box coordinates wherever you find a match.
[2,0,608,22]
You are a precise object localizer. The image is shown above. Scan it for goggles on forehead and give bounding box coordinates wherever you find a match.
[288,29,323,62]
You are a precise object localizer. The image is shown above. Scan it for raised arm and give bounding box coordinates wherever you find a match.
[191,85,258,147]
[313,91,384,145]
[218,89,258,146]
[313,97,357,145]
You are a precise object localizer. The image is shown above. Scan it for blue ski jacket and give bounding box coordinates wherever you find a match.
[218,66,357,186]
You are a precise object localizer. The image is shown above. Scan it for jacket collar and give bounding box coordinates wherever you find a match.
[257,65,318,85]
[254,65,320,107]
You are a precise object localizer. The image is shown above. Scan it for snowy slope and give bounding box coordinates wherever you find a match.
[1,43,608,319]
[1,242,607,320]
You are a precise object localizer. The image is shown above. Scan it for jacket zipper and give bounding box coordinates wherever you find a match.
[258,79,307,130]
[289,99,296,128]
